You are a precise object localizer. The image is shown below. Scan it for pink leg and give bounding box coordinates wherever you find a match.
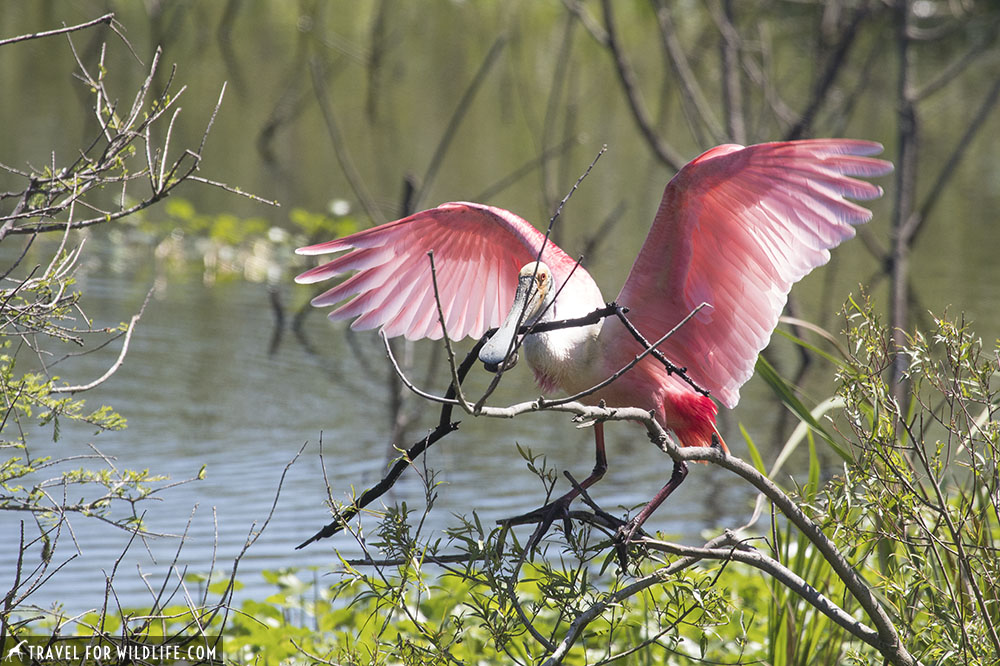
[620,460,688,541]
[500,422,609,548]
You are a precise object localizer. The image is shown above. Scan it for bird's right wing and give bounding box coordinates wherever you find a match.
[296,202,584,341]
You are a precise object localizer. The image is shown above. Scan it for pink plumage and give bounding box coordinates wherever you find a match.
[297,139,892,449]
[296,202,589,341]
[610,139,890,412]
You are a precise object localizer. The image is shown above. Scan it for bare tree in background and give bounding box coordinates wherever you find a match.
[1,13,274,646]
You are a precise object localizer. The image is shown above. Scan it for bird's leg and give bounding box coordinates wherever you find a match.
[563,470,630,531]
[615,458,688,564]
[499,422,608,550]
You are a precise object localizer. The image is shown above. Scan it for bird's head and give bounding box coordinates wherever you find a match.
[479,261,554,372]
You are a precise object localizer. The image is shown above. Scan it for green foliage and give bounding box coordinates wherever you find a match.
[289,206,361,240]
[218,542,739,664]
[208,298,997,665]
[826,296,1000,664]
[1,353,126,443]
[161,198,271,245]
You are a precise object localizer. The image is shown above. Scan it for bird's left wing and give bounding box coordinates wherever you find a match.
[296,202,579,341]
[606,139,893,408]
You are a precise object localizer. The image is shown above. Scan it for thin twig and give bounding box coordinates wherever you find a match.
[413,36,506,211]
[0,13,115,47]
[474,147,607,408]
[472,135,581,203]
[784,3,870,140]
[651,0,724,144]
[309,57,384,225]
[427,251,473,413]
[612,304,711,396]
[531,303,709,409]
[187,176,281,206]
[380,332,459,407]
[52,288,153,394]
[904,70,1000,249]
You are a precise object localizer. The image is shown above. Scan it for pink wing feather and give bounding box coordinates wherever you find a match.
[607,139,893,408]
[296,202,583,341]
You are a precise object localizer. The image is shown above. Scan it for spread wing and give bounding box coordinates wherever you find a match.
[606,139,893,408]
[296,202,584,341]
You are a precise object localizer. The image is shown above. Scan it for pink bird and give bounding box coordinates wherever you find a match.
[296,139,892,547]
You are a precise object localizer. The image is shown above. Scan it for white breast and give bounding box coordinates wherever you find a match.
[522,273,605,394]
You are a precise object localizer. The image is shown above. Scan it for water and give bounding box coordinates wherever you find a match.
[7,212,997,614]
[3,0,1000,616]
[1,238,755,614]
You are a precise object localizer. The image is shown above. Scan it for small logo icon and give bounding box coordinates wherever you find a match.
[4,640,28,662]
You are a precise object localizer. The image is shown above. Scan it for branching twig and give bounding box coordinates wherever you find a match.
[0,13,115,47]
[52,288,154,394]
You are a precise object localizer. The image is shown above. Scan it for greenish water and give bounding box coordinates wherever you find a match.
[2,1,999,613]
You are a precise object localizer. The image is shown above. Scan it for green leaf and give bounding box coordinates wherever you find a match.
[740,423,767,475]
[754,355,850,461]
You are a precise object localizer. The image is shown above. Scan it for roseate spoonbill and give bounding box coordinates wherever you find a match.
[295,139,892,548]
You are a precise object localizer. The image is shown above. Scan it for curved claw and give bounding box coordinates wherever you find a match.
[499,496,576,552]
[613,518,651,567]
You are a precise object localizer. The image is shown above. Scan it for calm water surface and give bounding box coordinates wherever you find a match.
[2,240,761,613]
[4,0,1000,616]
[5,209,1000,614]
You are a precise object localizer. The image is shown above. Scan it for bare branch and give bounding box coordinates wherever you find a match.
[467,400,916,665]
[709,0,746,144]
[413,36,506,211]
[52,289,153,394]
[0,13,115,47]
[599,0,685,171]
[309,56,385,225]
[784,3,870,140]
[904,71,1000,248]
[380,331,459,407]
[651,0,725,144]
[914,19,1000,102]
[612,304,711,396]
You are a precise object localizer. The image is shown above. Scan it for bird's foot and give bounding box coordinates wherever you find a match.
[500,469,626,553]
[710,432,725,453]
[499,495,577,553]
[612,517,651,568]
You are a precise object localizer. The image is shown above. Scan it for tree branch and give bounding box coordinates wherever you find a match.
[52,289,153,394]
[0,13,115,47]
[599,0,685,170]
